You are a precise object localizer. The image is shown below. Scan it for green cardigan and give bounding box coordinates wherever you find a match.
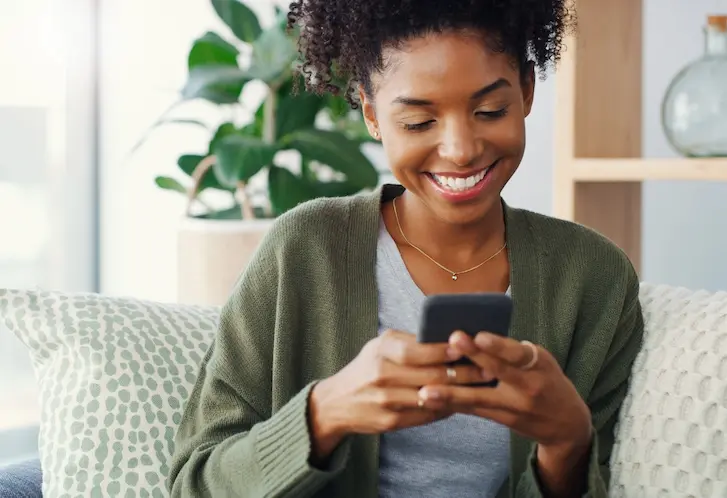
[168,184,644,498]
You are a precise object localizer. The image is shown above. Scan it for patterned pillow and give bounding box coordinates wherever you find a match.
[0,289,219,498]
[610,284,727,497]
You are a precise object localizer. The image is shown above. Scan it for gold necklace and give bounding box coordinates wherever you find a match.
[392,196,506,281]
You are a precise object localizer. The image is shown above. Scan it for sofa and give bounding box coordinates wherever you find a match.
[0,283,726,497]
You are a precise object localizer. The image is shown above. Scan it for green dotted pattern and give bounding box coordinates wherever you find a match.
[0,289,219,497]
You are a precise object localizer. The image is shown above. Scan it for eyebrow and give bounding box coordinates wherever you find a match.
[391,78,512,106]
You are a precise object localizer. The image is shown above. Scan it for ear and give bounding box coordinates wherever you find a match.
[521,62,536,118]
[359,87,380,140]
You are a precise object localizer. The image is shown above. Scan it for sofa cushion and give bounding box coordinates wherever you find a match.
[610,284,727,497]
[0,289,219,498]
[0,459,42,498]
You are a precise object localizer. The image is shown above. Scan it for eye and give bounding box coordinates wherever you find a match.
[476,107,509,119]
[402,120,435,132]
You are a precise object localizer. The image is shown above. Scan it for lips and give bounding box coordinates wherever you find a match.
[428,161,498,192]
[430,168,488,191]
[424,160,499,202]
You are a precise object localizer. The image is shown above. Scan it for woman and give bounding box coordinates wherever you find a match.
[168,0,644,496]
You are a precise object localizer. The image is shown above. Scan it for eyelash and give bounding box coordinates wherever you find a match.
[403,108,509,132]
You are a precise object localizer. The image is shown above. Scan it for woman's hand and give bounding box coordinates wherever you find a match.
[308,329,487,461]
[417,331,593,496]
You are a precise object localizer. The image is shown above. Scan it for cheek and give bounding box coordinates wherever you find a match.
[379,123,433,175]
[486,114,526,156]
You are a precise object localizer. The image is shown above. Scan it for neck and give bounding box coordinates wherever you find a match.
[705,27,727,56]
[394,191,506,265]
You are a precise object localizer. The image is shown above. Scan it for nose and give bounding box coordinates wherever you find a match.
[438,119,483,167]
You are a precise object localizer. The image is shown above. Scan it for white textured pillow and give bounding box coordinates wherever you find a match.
[610,284,727,497]
[0,289,219,498]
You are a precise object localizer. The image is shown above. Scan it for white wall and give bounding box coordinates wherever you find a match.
[0,0,98,457]
[99,0,214,302]
[500,77,554,215]
[0,0,97,292]
[99,0,727,301]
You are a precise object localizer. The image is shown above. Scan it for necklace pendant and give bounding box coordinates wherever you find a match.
[452,274,458,281]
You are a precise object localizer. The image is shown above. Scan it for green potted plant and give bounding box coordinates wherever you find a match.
[138,0,380,305]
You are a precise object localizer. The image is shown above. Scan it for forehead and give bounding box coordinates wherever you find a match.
[373,31,516,100]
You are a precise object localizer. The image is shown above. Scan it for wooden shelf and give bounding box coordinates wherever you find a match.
[551,0,727,274]
[571,158,727,182]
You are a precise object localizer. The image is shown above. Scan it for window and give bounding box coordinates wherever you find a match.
[0,0,98,464]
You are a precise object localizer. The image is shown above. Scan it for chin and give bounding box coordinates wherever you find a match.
[430,197,501,227]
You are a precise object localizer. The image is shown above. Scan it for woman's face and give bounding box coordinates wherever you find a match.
[361,30,535,226]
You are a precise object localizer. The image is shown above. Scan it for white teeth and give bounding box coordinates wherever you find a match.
[432,168,488,192]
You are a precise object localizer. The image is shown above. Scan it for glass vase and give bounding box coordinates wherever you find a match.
[661,15,727,157]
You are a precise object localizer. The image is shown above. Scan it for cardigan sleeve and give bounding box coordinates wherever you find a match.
[166,221,351,497]
[515,275,645,497]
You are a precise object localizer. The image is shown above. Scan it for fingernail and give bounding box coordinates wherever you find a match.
[450,331,466,345]
[476,333,493,347]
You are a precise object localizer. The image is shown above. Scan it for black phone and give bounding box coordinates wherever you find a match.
[417,292,513,387]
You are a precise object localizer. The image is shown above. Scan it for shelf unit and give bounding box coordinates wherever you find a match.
[552,0,727,274]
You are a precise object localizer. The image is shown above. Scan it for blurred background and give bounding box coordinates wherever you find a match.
[1,0,726,466]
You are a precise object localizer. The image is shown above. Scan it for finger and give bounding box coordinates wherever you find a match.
[379,329,461,366]
[384,408,454,431]
[368,387,447,412]
[447,404,519,429]
[380,361,491,387]
[417,384,523,413]
[448,332,521,382]
[473,332,539,369]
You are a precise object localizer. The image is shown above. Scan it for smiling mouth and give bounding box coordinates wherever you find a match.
[427,161,499,192]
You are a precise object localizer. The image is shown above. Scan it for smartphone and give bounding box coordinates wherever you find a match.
[417,293,513,386]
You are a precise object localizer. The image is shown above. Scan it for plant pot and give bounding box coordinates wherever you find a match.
[177,217,274,306]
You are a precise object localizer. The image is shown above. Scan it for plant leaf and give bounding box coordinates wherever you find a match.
[182,65,249,104]
[177,154,205,176]
[184,32,244,104]
[177,154,232,191]
[212,135,278,187]
[333,117,378,143]
[126,104,207,160]
[159,118,209,130]
[246,27,297,83]
[194,205,242,220]
[275,76,325,138]
[268,165,315,215]
[188,31,239,67]
[310,180,363,198]
[208,122,238,154]
[325,94,350,120]
[193,204,268,220]
[281,129,379,189]
[211,0,262,43]
[154,176,187,193]
[274,5,287,31]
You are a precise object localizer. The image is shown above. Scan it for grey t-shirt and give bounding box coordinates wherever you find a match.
[376,217,510,498]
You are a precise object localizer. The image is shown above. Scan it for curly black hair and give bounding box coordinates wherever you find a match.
[287,0,576,107]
